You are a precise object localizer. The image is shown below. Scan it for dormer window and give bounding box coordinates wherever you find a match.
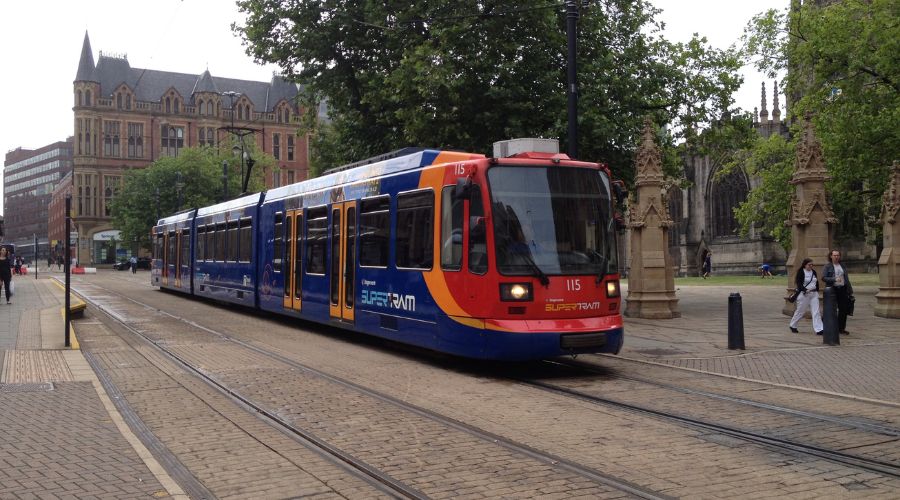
[126,95,132,110]
[198,99,204,115]
[116,94,122,109]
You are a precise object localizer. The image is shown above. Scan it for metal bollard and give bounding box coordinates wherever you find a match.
[728,293,745,350]
[822,287,840,346]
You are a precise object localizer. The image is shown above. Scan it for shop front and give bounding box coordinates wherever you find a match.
[92,229,123,265]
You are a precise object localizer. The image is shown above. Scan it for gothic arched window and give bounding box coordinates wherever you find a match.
[667,187,684,248]
[165,97,171,113]
[85,90,92,106]
[77,90,82,106]
[709,168,749,238]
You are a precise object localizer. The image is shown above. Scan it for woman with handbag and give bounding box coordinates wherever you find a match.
[789,258,823,335]
[0,247,12,304]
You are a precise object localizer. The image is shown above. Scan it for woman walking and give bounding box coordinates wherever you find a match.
[0,247,13,304]
[823,249,853,335]
[789,258,823,335]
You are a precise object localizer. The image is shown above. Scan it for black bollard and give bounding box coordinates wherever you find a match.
[728,293,746,350]
[822,287,839,346]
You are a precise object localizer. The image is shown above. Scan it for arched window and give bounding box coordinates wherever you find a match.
[216,102,220,116]
[85,90,92,106]
[709,168,749,238]
[174,99,180,114]
[237,105,243,120]
[198,99,204,115]
[284,109,290,123]
[276,107,282,123]
[77,90,82,106]
[116,93,122,109]
[245,104,251,120]
[667,187,684,248]
[165,97,171,113]
[126,94,132,110]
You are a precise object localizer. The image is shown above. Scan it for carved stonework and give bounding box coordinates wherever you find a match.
[882,160,900,224]
[626,119,679,319]
[875,160,900,319]
[634,117,665,187]
[792,114,830,184]
[783,115,834,315]
[787,189,839,226]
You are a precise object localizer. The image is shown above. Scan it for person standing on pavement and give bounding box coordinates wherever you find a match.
[823,249,853,335]
[702,251,712,279]
[129,255,137,274]
[0,247,13,304]
[789,258,823,335]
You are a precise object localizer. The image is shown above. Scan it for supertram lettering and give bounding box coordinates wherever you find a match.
[361,290,417,312]
[544,302,602,312]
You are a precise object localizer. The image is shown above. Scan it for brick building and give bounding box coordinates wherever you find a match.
[3,138,74,262]
[51,32,309,265]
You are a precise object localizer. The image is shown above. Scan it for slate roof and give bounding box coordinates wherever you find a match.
[74,33,298,112]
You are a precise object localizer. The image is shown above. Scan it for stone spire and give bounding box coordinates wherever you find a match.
[75,31,97,82]
[772,80,781,122]
[759,82,769,122]
[875,161,900,318]
[192,69,219,94]
[782,114,835,315]
[625,118,679,319]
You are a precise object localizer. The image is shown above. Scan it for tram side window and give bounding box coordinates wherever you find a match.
[468,185,488,274]
[306,207,327,274]
[273,212,283,272]
[204,224,213,261]
[215,223,226,262]
[359,196,390,267]
[239,218,252,263]
[227,221,239,262]
[197,227,206,262]
[181,230,190,267]
[167,232,176,265]
[441,186,464,271]
[396,190,434,269]
[155,233,164,260]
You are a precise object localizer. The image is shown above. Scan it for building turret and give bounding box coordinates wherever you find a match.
[772,80,781,122]
[759,82,769,122]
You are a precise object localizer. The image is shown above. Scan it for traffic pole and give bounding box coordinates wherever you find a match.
[65,195,71,348]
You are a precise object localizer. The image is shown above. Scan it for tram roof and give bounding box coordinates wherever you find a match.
[196,192,264,217]
[265,149,482,202]
[156,208,196,226]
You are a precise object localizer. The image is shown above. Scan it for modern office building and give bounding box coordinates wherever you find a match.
[3,138,74,261]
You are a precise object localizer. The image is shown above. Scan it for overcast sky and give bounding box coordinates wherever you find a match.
[0,0,787,216]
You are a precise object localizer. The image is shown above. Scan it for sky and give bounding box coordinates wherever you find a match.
[0,0,787,216]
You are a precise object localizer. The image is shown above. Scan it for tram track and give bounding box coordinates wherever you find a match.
[69,279,671,500]
[513,359,900,480]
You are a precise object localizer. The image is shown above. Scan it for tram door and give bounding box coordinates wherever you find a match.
[329,201,357,322]
[174,230,183,288]
[283,210,303,311]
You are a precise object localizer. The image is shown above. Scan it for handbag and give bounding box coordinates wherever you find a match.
[847,295,855,316]
[8,280,14,296]
[788,288,800,303]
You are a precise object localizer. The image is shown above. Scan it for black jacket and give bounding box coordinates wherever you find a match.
[794,268,819,292]
[822,262,853,294]
[0,257,11,281]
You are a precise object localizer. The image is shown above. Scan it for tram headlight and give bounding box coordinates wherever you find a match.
[606,280,620,298]
[500,283,533,302]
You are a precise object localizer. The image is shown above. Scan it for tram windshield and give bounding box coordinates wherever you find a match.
[488,166,618,277]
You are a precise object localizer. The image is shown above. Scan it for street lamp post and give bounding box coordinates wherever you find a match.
[566,0,579,159]
[221,90,258,197]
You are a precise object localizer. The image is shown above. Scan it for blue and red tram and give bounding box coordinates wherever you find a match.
[152,139,624,360]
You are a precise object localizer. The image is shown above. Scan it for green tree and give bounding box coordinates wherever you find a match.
[110,146,271,249]
[743,0,899,244]
[235,0,743,184]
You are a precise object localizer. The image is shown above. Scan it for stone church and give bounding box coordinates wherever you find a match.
[660,82,877,277]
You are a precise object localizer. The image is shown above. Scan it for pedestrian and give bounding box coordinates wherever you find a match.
[702,252,712,279]
[0,247,12,304]
[48,255,53,271]
[57,255,63,271]
[129,255,137,274]
[822,249,853,335]
[789,258,823,335]
[13,256,21,276]
[758,263,774,278]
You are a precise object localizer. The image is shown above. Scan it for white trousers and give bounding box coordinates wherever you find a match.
[790,290,823,332]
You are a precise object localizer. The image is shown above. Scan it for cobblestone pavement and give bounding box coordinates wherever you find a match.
[618,283,900,404]
[1,269,898,499]
[0,275,177,498]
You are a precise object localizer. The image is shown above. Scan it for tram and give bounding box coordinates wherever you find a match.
[152,139,624,361]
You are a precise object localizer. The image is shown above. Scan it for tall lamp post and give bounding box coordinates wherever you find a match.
[565,0,579,159]
[221,90,258,197]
